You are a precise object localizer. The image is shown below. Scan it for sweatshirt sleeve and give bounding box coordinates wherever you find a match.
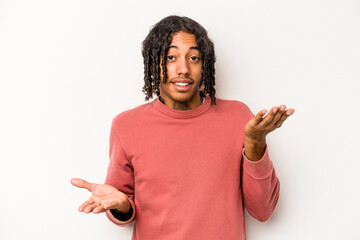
[104,120,136,226]
[241,145,280,222]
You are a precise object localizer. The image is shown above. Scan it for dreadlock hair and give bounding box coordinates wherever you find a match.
[141,15,216,105]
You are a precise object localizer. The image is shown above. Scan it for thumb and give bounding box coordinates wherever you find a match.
[71,178,96,192]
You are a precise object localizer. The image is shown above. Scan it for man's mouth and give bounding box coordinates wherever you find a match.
[173,82,191,86]
[171,80,193,91]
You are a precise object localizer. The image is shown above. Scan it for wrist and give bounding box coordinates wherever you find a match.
[110,203,133,221]
[244,135,265,145]
[115,198,131,213]
[244,137,266,162]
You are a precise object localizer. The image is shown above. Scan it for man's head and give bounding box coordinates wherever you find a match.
[142,15,216,105]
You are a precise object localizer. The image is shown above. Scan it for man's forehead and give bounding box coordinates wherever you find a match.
[169,31,198,48]
[168,45,199,50]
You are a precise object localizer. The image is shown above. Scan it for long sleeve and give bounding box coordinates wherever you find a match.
[104,120,136,226]
[241,146,280,222]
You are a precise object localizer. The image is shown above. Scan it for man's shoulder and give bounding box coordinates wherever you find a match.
[214,97,252,115]
[112,100,154,125]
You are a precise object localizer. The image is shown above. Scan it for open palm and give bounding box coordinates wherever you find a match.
[71,178,130,214]
[245,105,294,142]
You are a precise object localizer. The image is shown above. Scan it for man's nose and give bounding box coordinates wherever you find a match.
[176,58,190,76]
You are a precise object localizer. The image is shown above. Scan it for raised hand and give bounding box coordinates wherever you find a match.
[244,105,295,161]
[71,178,130,214]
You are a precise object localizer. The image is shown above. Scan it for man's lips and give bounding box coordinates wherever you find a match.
[171,78,193,84]
[171,79,193,90]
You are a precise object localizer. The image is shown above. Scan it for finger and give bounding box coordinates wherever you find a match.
[84,202,100,214]
[285,108,295,116]
[78,199,94,212]
[93,205,106,214]
[259,106,278,127]
[274,114,288,128]
[278,104,286,112]
[71,178,96,192]
[274,108,295,128]
[271,105,286,125]
[252,109,268,124]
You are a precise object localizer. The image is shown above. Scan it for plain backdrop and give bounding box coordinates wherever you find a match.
[1,0,359,239]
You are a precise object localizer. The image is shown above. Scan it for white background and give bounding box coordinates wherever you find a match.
[1,0,359,239]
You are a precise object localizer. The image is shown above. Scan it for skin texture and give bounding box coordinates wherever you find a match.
[158,31,203,110]
[71,31,295,215]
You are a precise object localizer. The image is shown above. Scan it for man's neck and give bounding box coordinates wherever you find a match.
[159,93,204,111]
[172,101,193,111]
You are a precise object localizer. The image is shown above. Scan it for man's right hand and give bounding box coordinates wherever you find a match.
[71,178,130,214]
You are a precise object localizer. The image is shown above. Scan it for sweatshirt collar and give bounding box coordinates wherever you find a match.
[152,94,211,119]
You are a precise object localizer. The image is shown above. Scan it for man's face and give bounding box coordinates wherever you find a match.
[159,31,202,108]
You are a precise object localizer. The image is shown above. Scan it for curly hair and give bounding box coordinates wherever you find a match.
[141,15,216,105]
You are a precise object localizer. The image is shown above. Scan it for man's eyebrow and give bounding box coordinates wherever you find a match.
[168,45,199,50]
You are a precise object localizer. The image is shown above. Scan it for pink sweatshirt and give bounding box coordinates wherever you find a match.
[105,94,280,240]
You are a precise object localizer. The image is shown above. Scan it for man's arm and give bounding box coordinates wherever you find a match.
[241,105,294,221]
[241,146,280,221]
[104,118,136,226]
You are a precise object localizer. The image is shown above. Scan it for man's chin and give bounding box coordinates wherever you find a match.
[171,95,193,104]
[172,90,199,101]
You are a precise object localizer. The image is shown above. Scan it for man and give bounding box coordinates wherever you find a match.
[71,15,294,239]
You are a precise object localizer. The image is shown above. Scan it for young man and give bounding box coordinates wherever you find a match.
[71,15,294,239]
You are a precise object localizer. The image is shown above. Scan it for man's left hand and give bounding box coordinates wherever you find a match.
[244,105,295,161]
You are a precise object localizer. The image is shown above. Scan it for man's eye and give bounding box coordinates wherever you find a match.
[190,56,200,61]
[167,56,174,60]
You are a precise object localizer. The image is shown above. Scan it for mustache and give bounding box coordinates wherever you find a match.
[170,76,193,81]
